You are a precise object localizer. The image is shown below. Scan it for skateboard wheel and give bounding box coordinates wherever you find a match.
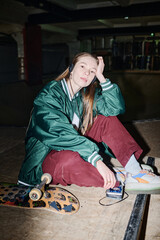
[29,188,42,201]
[41,173,52,184]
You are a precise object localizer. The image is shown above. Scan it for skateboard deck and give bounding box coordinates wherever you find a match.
[0,182,80,215]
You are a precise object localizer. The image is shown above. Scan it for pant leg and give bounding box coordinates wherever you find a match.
[85,115,143,167]
[42,149,105,187]
[42,115,141,187]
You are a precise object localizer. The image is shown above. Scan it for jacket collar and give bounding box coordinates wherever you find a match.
[61,78,79,101]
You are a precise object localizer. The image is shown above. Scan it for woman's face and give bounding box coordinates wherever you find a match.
[70,55,98,90]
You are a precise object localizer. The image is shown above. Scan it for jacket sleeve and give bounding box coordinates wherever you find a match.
[95,79,125,116]
[32,89,103,167]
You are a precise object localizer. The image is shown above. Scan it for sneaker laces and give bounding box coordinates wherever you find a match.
[140,169,155,177]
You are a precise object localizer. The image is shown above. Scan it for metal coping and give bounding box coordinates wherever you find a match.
[123,156,155,240]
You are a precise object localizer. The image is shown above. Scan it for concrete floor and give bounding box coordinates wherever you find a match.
[0,120,160,240]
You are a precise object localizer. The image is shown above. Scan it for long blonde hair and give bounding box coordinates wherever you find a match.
[56,52,99,135]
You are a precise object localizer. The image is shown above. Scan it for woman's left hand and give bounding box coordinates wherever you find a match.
[96,56,106,83]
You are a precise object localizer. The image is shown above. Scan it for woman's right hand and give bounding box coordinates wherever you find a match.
[96,160,116,189]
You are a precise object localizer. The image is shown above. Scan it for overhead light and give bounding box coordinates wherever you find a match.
[124,16,129,20]
[150,33,154,37]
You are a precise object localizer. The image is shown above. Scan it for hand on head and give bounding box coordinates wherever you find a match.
[96,56,106,83]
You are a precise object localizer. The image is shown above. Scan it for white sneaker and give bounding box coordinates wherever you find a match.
[113,167,126,184]
[125,169,160,194]
[113,164,154,185]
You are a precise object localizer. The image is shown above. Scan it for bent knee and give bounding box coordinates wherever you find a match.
[58,150,83,167]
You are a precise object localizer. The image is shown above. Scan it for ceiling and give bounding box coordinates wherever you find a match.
[0,0,160,42]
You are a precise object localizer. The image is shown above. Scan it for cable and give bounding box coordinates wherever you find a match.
[99,191,129,206]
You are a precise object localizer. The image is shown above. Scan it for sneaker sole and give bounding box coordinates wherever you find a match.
[125,186,160,194]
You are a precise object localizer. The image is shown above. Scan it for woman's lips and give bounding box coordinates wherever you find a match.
[80,77,87,82]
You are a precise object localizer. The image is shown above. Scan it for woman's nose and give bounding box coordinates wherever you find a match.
[84,69,90,75]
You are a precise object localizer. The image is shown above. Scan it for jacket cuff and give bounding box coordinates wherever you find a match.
[88,151,103,167]
[100,79,113,91]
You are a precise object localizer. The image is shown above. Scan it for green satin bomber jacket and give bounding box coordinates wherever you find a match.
[18,78,125,185]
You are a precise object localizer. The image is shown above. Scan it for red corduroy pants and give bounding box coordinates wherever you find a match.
[42,115,143,187]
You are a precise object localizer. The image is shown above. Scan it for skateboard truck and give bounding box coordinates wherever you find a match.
[29,173,52,201]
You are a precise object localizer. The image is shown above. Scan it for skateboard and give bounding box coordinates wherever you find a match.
[0,173,80,215]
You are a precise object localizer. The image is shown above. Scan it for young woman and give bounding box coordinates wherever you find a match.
[18,52,160,193]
